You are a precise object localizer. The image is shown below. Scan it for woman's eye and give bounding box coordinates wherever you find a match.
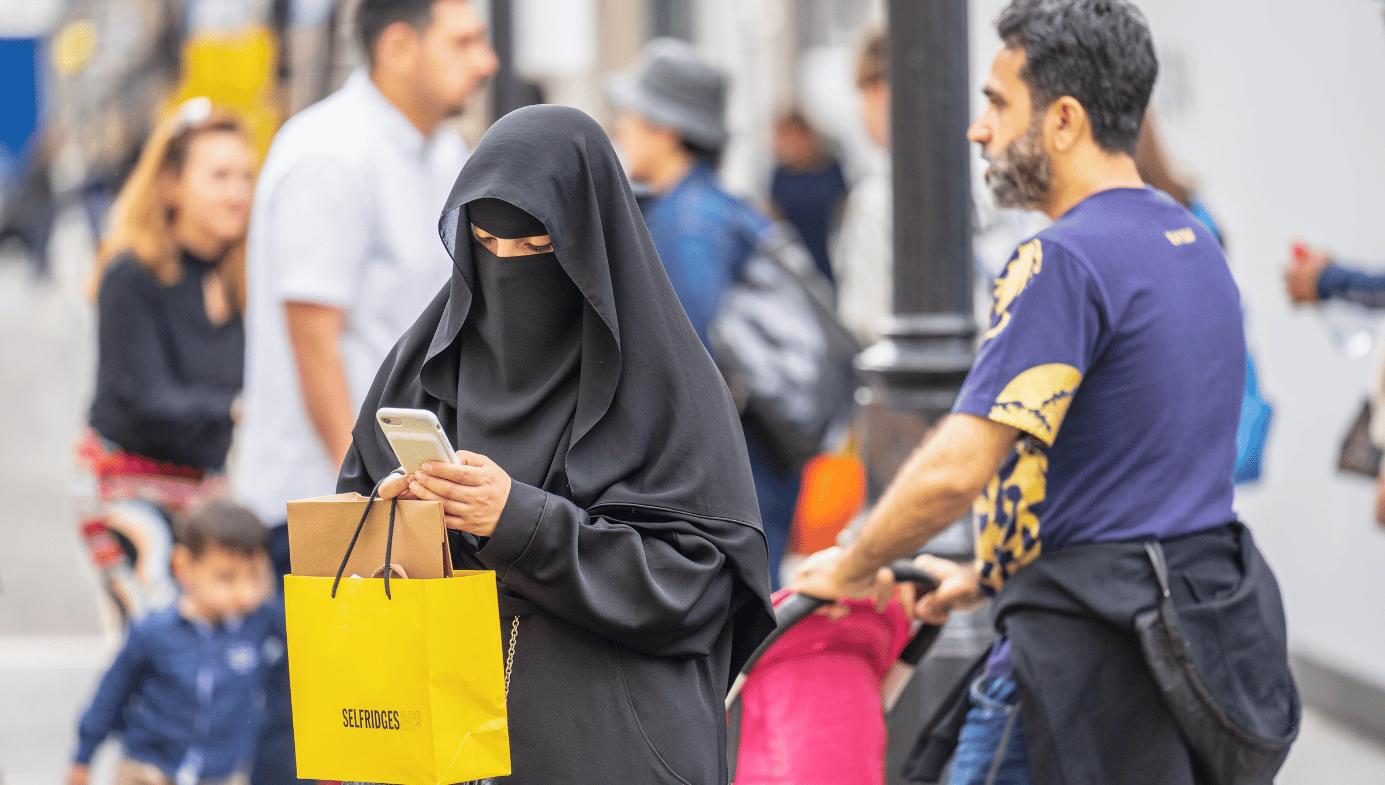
[527,243,552,252]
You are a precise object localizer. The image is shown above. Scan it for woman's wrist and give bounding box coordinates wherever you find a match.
[477,481,549,575]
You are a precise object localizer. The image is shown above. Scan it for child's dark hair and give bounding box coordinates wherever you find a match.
[178,500,268,558]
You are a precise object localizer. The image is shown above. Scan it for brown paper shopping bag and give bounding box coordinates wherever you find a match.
[286,492,452,579]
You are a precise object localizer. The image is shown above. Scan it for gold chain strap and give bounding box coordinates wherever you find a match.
[504,616,520,695]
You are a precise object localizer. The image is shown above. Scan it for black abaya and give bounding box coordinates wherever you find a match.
[338,105,774,784]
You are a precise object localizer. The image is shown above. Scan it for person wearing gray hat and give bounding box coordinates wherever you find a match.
[607,37,729,152]
[608,39,803,590]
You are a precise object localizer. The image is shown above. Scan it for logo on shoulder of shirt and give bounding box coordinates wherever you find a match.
[1165,227,1197,246]
[227,642,260,674]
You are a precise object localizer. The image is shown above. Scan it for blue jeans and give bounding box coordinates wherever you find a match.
[948,676,1033,785]
[746,434,800,591]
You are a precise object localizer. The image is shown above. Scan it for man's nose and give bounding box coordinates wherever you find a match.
[967,118,990,145]
[479,43,500,78]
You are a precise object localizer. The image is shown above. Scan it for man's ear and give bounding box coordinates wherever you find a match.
[375,21,421,75]
[1046,96,1088,155]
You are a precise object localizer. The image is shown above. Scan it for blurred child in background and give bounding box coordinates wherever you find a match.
[69,501,281,785]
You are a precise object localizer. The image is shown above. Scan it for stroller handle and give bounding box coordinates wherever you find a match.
[726,559,939,709]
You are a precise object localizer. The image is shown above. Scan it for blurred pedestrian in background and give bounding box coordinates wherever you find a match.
[69,501,279,785]
[1283,240,1385,525]
[76,98,254,624]
[796,2,1298,783]
[1285,240,1385,308]
[343,104,774,785]
[164,0,287,161]
[833,30,892,345]
[608,38,802,588]
[769,109,847,287]
[5,0,180,272]
[1136,114,1274,485]
[231,1,496,781]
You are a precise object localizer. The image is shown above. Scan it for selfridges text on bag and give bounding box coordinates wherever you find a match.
[709,222,861,470]
[284,490,512,785]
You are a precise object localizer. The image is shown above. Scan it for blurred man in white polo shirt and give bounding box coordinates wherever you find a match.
[234,1,495,782]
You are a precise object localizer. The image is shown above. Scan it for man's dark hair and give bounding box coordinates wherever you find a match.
[357,0,436,67]
[178,500,268,558]
[997,0,1157,155]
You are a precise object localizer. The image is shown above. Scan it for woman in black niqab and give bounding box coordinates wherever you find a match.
[338,104,774,784]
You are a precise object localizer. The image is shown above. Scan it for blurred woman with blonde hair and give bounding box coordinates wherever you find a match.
[77,97,257,621]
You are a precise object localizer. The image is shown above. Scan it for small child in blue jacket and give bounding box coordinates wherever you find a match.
[69,501,284,785]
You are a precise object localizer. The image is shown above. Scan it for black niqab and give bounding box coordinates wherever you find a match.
[468,197,548,239]
[340,104,774,678]
[456,197,582,488]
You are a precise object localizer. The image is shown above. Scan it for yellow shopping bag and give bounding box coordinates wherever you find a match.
[284,492,511,784]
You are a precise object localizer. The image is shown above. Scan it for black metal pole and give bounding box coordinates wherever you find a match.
[861,5,991,781]
[857,0,975,410]
[650,0,690,40]
[857,0,976,506]
[652,0,674,37]
[491,0,522,122]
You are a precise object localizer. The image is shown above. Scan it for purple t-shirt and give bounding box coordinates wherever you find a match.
[955,188,1243,676]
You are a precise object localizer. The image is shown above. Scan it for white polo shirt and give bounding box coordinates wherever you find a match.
[234,70,467,524]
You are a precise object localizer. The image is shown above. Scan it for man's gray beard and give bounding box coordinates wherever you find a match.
[983,125,1051,210]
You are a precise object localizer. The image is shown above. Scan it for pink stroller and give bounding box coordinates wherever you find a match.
[730,562,942,785]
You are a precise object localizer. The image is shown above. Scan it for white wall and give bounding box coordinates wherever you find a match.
[694,0,797,200]
[967,0,1385,688]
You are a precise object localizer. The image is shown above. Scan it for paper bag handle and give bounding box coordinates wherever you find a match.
[331,473,402,600]
[370,563,409,579]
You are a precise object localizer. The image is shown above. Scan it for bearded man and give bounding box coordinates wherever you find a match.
[793,1,1300,783]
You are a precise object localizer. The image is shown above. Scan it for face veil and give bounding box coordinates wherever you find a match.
[338,104,774,678]
[455,199,583,489]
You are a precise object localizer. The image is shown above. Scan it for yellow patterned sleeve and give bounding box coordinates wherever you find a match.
[985,363,1084,447]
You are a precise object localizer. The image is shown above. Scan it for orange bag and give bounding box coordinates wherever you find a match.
[790,452,867,554]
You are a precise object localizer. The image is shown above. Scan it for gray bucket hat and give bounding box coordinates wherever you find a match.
[605,37,728,149]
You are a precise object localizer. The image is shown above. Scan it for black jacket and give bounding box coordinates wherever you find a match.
[993,523,1298,785]
[89,252,242,469]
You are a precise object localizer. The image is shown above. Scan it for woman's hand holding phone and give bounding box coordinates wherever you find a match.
[379,451,512,538]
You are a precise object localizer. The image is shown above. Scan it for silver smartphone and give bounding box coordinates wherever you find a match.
[376,408,459,474]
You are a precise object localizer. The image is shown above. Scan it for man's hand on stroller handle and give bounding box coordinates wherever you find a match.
[791,546,897,612]
[898,554,983,625]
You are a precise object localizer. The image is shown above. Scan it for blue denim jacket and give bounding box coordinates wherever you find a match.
[75,600,284,781]
[1318,263,1385,308]
[639,163,769,347]
[638,164,799,588]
